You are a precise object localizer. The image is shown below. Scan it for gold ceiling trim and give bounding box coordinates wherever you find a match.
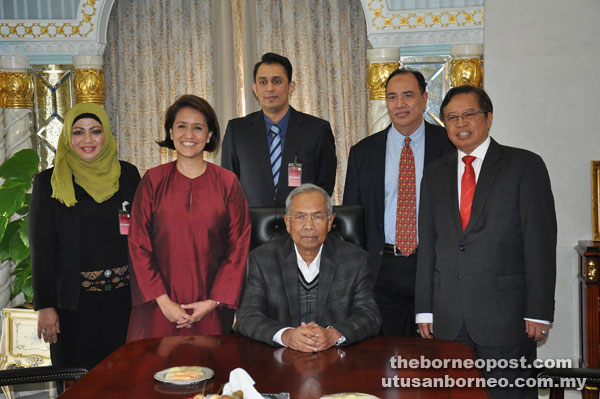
[367,0,484,30]
[0,0,97,39]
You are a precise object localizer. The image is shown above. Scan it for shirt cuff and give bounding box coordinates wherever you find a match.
[524,318,550,325]
[273,327,293,346]
[415,313,433,324]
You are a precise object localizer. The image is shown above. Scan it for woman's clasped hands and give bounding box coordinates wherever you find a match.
[156,294,219,328]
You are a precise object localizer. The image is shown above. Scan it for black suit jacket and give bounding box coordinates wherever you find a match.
[30,161,140,311]
[343,122,454,281]
[415,139,557,346]
[236,235,382,346]
[221,107,337,207]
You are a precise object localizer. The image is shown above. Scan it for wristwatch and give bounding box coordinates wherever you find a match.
[327,326,346,346]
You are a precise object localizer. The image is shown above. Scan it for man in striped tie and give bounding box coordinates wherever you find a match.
[415,85,557,399]
[222,53,336,207]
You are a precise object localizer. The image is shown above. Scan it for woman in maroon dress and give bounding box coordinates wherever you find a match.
[127,95,251,340]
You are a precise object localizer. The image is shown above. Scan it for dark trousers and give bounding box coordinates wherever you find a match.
[455,322,538,399]
[52,287,131,371]
[374,252,418,337]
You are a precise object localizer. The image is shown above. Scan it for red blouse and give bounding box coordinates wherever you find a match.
[127,162,250,340]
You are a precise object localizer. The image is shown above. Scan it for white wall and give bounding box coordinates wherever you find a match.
[485,1,600,396]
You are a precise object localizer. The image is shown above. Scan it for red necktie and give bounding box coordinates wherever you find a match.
[395,137,417,256]
[460,155,476,231]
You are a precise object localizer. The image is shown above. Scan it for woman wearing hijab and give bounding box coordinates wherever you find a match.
[127,95,250,340]
[30,102,140,370]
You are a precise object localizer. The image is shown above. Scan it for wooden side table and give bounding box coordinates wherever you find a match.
[0,307,51,399]
[576,241,600,399]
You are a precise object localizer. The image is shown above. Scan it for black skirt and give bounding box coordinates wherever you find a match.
[51,287,131,371]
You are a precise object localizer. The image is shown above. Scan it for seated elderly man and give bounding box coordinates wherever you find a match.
[236,183,381,352]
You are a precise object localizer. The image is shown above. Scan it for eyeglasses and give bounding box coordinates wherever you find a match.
[289,212,330,224]
[443,110,486,125]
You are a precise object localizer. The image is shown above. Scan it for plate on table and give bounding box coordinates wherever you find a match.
[320,394,380,399]
[194,393,289,399]
[154,366,214,385]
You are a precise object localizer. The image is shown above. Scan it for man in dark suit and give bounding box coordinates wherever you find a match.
[415,85,556,399]
[221,53,337,207]
[343,69,454,336]
[236,183,381,352]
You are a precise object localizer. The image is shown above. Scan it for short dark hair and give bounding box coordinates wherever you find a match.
[158,94,220,153]
[253,52,293,83]
[385,68,427,94]
[439,85,493,120]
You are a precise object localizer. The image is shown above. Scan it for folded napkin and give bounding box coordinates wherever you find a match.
[222,368,264,399]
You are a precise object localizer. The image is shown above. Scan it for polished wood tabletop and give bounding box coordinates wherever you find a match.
[59,335,489,399]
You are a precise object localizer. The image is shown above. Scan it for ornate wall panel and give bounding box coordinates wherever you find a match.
[31,65,74,169]
[0,0,114,58]
[360,0,483,48]
[386,0,483,10]
[403,55,451,125]
[0,0,80,19]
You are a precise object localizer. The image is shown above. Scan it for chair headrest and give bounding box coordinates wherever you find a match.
[249,205,365,251]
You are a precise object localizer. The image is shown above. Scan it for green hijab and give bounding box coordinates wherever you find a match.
[51,102,121,207]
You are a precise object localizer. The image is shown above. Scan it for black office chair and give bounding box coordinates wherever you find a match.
[248,204,365,250]
[0,365,87,387]
[538,368,600,399]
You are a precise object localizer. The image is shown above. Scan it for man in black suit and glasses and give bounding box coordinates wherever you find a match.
[416,85,557,399]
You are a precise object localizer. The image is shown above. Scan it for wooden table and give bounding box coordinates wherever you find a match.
[59,335,489,399]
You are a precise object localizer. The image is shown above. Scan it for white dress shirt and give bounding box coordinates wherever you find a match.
[272,244,323,346]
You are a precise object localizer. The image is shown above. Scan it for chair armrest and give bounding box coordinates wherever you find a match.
[538,368,600,387]
[0,366,88,387]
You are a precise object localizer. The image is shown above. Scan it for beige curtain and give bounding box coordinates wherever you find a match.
[253,0,368,203]
[104,0,242,169]
[104,0,368,204]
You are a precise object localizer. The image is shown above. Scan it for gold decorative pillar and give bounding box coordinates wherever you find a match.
[0,56,34,312]
[0,58,5,165]
[0,58,6,313]
[450,44,483,88]
[73,56,105,105]
[367,48,401,134]
[1,56,34,161]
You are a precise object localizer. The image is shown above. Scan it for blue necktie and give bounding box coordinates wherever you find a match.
[269,125,282,190]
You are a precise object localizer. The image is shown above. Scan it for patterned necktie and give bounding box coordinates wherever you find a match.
[269,125,282,190]
[395,137,417,256]
[460,155,477,231]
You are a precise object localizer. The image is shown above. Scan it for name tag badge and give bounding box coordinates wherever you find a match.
[119,201,131,235]
[288,161,302,187]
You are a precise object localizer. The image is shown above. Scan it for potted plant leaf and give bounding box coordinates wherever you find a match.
[0,149,40,305]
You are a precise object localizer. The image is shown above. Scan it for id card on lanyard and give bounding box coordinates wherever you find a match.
[119,201,131,235]
[288,158,302,187]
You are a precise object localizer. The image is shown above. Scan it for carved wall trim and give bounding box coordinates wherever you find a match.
[360,0,484,47]
[0,0,115,57]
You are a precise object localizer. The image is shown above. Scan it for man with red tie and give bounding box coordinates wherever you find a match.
[344,69,454,336]
[415,85,557,399]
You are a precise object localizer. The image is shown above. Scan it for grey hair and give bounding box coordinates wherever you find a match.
[285,183,333,215]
